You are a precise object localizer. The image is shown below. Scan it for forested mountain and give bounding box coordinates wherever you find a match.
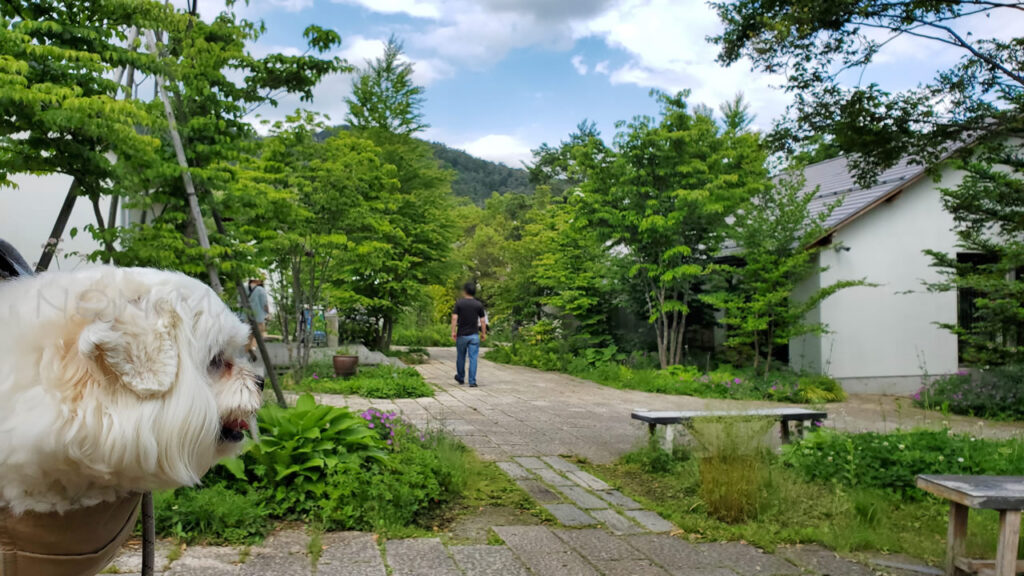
[429,142,534,205]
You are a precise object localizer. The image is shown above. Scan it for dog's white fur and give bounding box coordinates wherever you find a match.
[0,267,263,514]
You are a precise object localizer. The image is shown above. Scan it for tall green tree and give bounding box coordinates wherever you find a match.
[345,35,427,136]
[343,37,454,350]
[580,91,769,368]
[926,135,1024,365]
[712,0,1023,183]
[703,173,868,373]
[0,0,174,269]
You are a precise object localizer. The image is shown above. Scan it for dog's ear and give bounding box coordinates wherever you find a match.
[78,295,181,397]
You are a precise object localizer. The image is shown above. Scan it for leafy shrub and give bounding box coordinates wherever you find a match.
[223,394,388,521]
[295,365,435,398]
[914,365,1024,420]
[385,346,430,365]
[392,323,451,347]
[203,395,475,538]
[782,428,1024,496]
[153,485,268,545]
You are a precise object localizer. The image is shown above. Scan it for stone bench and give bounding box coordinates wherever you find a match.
[631,407,828,450]
[918,475,1024,576]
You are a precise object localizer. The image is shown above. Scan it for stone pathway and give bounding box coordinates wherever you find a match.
[315,347,1024,464]
[107,348,1015,575]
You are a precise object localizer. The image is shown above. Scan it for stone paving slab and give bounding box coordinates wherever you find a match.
[533,466,575,486]
[553,528,646,562]
[594,559,672,576]
[495,526,599,576]
[559,485,610,509]
[318,532,386,576]
[240,529,310,576]
[624,509,675,532]
[778,545,875,576]
[514,478,563,503]
[385,538,460,576]
[544,503,599,526]
[566,470,612,491]
[450,545,532,576]
[513,456,548,469]
[703,542,801,575]
[496,461,534,480]
[590,508,646,535]
[624,535,719,574]
[542,456,581,473]
[597,489,644,510]
[166,545,242,576]
[105,541,175,574]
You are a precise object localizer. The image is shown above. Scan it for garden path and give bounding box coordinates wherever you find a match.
[322,347,1024,464]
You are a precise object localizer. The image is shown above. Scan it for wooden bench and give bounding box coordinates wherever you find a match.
[918,475,1024,576]
[631,407,828,450]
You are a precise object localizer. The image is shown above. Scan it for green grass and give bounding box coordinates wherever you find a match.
[588,441,1024,565]
[393,323,451,347]
[290,364,435,398]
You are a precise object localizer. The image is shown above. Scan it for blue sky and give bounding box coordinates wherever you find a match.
[191,0,1024,166]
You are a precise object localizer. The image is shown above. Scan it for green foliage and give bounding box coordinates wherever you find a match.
[294,365,435,399]
[702,171,869,373]
[153,485,268,545]
[204,396,477,537]
[925,137,1024,366]
[346,35,427,136]
[914,365,1024,420]
[711,0,1023,182]
[487,342,845,403]
[782,428,1024,496]
[565,91,769,367]
[598,441,1022,562]
[393,322,452,347]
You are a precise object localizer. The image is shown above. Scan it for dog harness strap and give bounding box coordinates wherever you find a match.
[0,494,141,576]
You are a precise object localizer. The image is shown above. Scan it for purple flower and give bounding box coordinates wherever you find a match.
[368,423,375,429]
[387,439,392,445]
[312,373,319,380]
[733,378,741,384]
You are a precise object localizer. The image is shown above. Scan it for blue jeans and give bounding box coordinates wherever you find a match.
[455,334,480,385]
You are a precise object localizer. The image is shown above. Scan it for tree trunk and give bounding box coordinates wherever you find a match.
[141,492,154,576]
[36,179,80,272]
[146,30,223,294]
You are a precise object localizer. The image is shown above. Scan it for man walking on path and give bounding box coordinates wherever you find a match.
[451,281,486,387]
[246,277,269,361]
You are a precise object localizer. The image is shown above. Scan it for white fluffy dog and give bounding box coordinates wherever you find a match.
[0,266,264,515]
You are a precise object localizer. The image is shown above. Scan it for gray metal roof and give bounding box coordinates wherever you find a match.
[803,155,929,233]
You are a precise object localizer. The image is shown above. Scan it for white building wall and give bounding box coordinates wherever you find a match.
[0,173,119,270]
[793,167,962,394]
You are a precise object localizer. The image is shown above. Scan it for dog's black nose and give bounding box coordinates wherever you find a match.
[254,374,265,391]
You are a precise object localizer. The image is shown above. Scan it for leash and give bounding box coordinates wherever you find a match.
[0,241,154,576]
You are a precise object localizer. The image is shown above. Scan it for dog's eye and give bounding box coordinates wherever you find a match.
[209,354,228,372]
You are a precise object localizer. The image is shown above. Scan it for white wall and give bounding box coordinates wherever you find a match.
[0,173,117,270]
[793,168,962,394]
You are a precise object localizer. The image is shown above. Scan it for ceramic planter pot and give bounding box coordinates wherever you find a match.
[332,354,359,377]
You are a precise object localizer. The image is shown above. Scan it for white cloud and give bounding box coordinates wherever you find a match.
[578,0,789,125]
[594,60,610,75]
[459,134,533,166]
[331,0,441,19]
[571,55,588,75]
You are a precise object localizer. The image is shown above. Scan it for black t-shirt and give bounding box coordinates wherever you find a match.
[453,298,486,337]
